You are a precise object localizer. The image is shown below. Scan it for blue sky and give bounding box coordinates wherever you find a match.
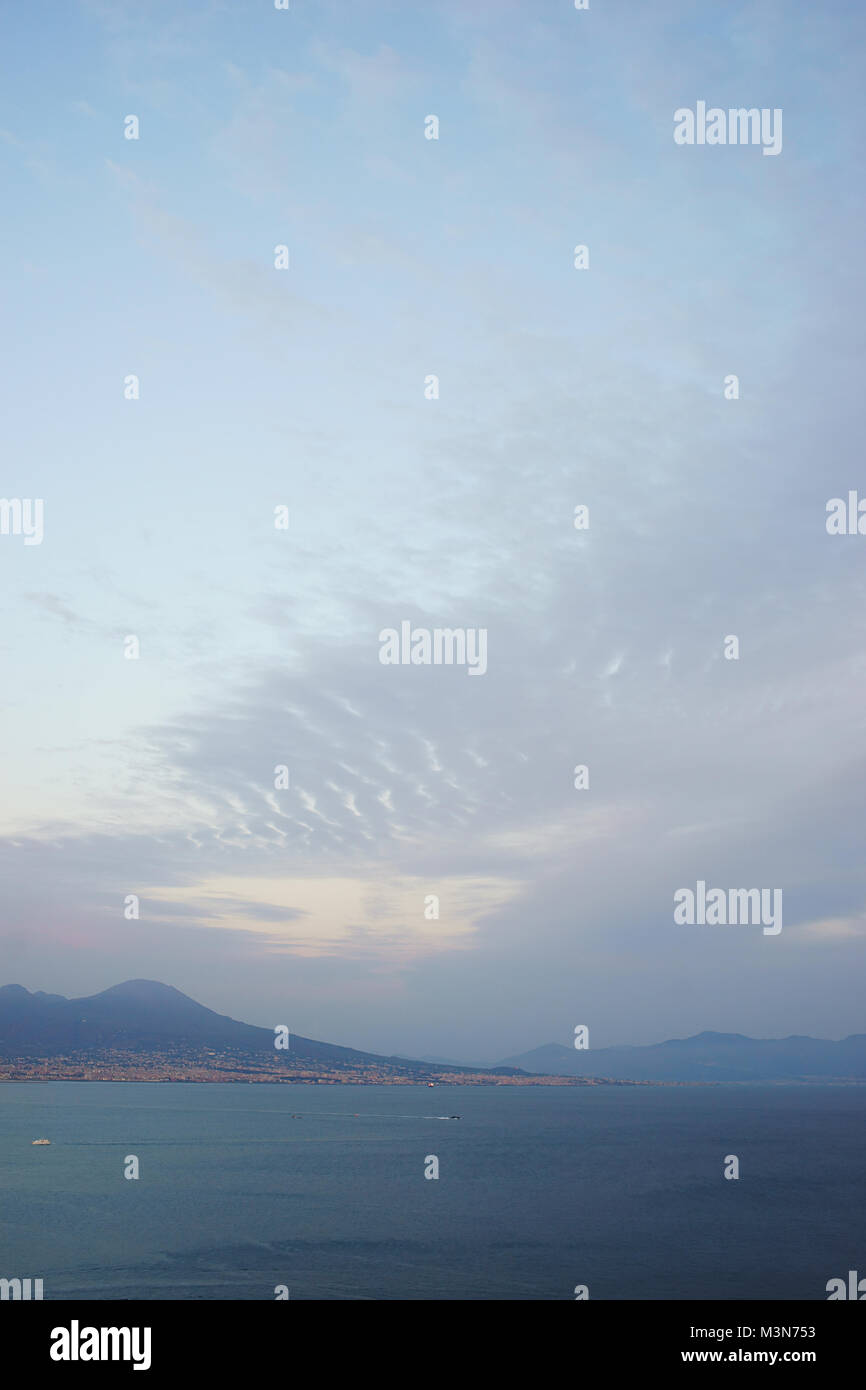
[1,0,865,1060]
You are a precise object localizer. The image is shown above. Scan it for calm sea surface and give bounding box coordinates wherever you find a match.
[0,1082,862,1300]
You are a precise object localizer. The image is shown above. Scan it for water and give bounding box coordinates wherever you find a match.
[0,1082,862,1299]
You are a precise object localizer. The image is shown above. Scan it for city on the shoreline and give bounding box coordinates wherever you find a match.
[0,1048,649,1086]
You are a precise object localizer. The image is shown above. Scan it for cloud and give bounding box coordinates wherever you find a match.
[794,914,866,944]
[22,593,91,628]
[3,0,865,1055]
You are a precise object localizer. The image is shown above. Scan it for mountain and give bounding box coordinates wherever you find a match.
[0,980,522,1078]
[8,983,858,1083]
[497,1032,866,1082]
[0,980,268,1054]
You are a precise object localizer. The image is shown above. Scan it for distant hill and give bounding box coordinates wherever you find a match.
[0,980,524,1078]
[497,1032,866,1082]
[6,984,858,1083]
[0,980,274,1055]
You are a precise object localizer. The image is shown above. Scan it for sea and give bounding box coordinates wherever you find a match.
[0,1081,862,1300]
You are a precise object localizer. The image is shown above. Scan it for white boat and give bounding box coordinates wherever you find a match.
[31,1138,51,1145]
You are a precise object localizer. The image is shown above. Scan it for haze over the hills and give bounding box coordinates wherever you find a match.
[0,980,531,1079]
[0,979,420,1065]
[1,981,863,1083]
[498,1034,866,1082]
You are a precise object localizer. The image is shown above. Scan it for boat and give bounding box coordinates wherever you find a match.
[31,1139,51,1145]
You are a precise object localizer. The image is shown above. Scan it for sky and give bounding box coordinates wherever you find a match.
[1,0,864,1062]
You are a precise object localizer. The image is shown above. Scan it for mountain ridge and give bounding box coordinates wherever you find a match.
[2,982,863,1081]
[497,1032,866,1081]
[0,980,514,1077]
